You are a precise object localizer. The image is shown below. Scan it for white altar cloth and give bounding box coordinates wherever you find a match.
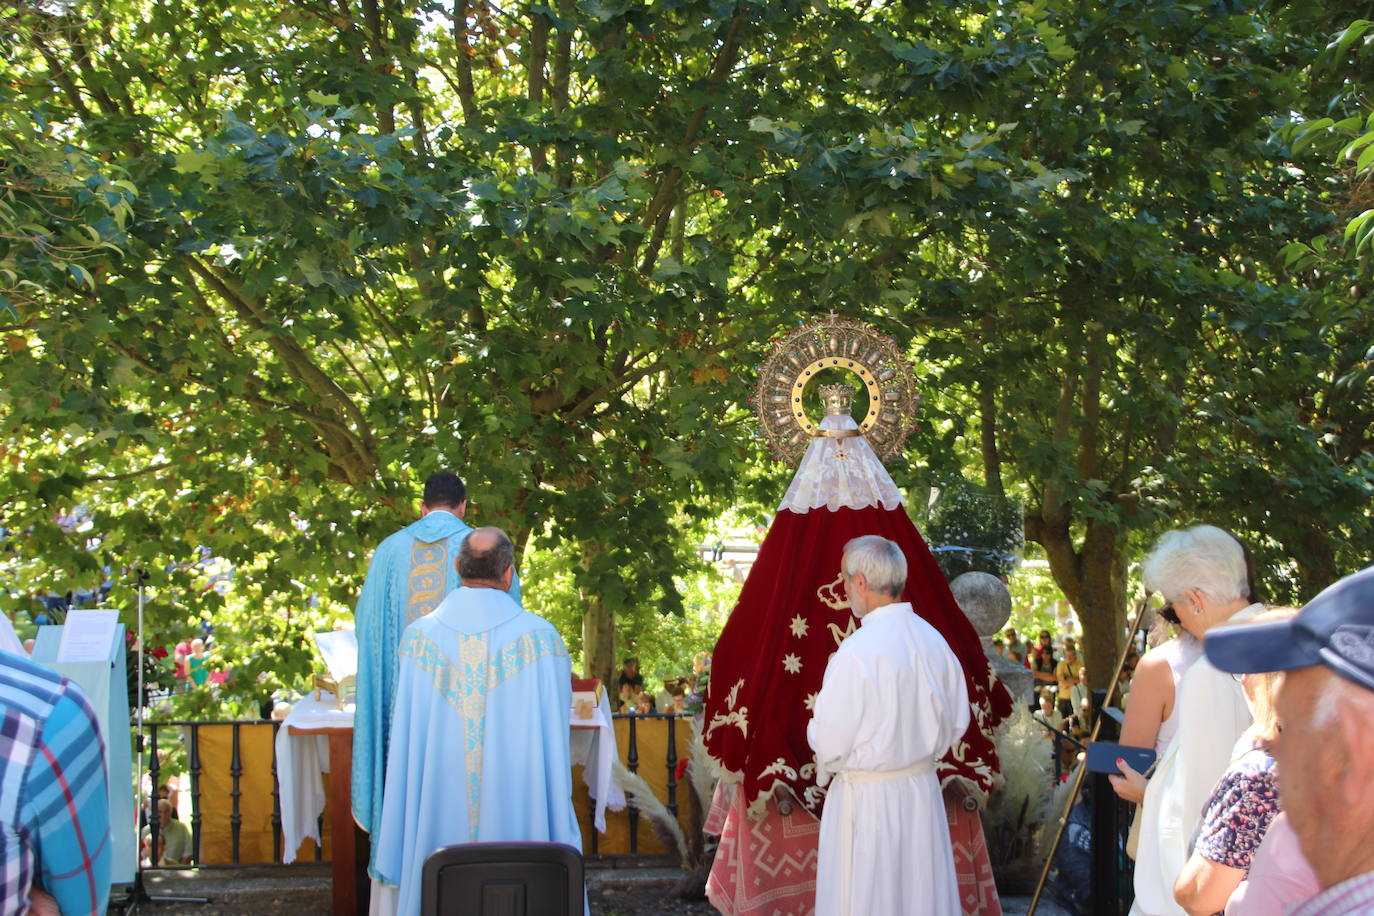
[570,698,626,832]
[276,693,353,863]
[275,690,623,863]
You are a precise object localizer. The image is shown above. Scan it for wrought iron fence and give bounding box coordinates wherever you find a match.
[138,719,304,871]
[1028,690,1136,916]
[586,711,687,859]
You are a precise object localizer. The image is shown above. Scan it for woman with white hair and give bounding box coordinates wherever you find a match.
[1118,525,1264,916]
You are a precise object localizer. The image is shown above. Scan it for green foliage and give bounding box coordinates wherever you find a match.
[885,0,1374,685]
[1006,556,1074,640]
[0,0,1370,697]
[924,479,1023,580]
[523,517,738,692]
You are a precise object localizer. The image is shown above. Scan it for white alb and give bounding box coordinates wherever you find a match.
[806,601,970,916]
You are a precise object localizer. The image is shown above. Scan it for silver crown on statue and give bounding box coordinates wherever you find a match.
[820,383,855,416]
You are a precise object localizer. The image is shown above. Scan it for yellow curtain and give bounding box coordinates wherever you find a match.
[193,724,332,865]
[573,716,694,857]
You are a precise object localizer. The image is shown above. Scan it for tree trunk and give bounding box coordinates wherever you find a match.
[581,594,615,688]
[1031,517,1128,692]
[577,537,615,686]
[1076,522,1128,694]
[1292,527,1338,601]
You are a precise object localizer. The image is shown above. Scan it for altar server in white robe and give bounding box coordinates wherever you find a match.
[374,527,581,916]
[807,535,969,916]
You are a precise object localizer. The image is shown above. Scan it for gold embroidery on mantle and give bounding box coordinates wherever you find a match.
[827,618,856,647]
[816,574,849,611]
[406,541,449,622]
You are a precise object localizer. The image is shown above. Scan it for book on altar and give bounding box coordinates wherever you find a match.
[571,677,604,726]
[312,630,358,708]
[313,629,358,681]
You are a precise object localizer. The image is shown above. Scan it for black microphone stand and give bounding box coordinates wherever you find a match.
[113,568,209,913]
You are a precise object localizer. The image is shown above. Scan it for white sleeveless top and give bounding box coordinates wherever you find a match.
[1150,635,1204,756]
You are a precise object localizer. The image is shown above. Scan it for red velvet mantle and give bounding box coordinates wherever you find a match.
[704,504,1014,817]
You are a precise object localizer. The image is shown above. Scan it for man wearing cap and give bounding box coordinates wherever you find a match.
[1206,565,1374,916]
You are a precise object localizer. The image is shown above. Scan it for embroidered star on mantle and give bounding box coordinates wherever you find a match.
[789,615,809,638]
[804,692,818,710]
[782,653,802,674]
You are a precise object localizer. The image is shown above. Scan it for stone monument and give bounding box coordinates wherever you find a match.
[950,571,1034,706]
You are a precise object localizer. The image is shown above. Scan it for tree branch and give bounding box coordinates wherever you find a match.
[1040,356,1079,529]
[729,232,795,296]
[551,0,573,185]
[182,256,377,471]
[327,339,377,399]
[453,0,478,123]
[977,375,1004,496]
[29,35,94,121]
[1077,321,1104,481]
[638,189,677,274]
[360,0,396,133]
[622,8,745,268]
[85,463,172,483]
[528,9,549,171]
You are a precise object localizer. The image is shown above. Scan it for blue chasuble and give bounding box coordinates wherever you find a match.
[373,587,581,916]
[351,510,523,848]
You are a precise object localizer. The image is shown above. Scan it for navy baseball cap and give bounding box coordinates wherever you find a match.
[1205,564,1374,692]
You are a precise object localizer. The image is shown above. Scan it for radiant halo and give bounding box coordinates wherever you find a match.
[754,314,920,464]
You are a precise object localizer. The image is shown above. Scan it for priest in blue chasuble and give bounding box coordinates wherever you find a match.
[373,527,580,916]
[351,472,524,860]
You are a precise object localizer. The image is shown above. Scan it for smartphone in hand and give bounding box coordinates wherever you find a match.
[1086,741,1156,776]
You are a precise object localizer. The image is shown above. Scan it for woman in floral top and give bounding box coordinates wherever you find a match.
[1173,608,1294,916]
[1198,746,1278,860]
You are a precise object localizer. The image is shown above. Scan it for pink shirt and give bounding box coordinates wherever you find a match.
[1225,812,1320,916]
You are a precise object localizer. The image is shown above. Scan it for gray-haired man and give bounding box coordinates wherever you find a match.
[805,535,969,916]
[1205,565,1374,916]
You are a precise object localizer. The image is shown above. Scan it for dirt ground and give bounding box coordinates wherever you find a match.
[129,865,720,915]
[591,884,719,915]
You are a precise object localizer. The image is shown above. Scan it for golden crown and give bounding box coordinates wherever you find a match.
[753,314,921,464]
[819,383,855,416]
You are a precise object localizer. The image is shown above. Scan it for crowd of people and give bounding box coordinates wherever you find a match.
[986,525,1374,916]
[995,626,1095,745]
[1108,525,1373,916]
[5,462,1374,916]
[614,650,711,716]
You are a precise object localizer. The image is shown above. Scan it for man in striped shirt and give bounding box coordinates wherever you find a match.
[0,650,111,915]
[1206,566,1374,916]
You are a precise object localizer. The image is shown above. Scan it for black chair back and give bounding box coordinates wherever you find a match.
[420,842,583,916]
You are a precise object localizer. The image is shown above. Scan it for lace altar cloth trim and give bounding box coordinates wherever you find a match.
[778,414,904,513]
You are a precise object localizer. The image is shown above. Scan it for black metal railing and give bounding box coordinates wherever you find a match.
[1029,692,1136,916]
[139,719,314,872]
[135,711,693,872]
[1087,690,1134,916]
[583,711,690,859]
